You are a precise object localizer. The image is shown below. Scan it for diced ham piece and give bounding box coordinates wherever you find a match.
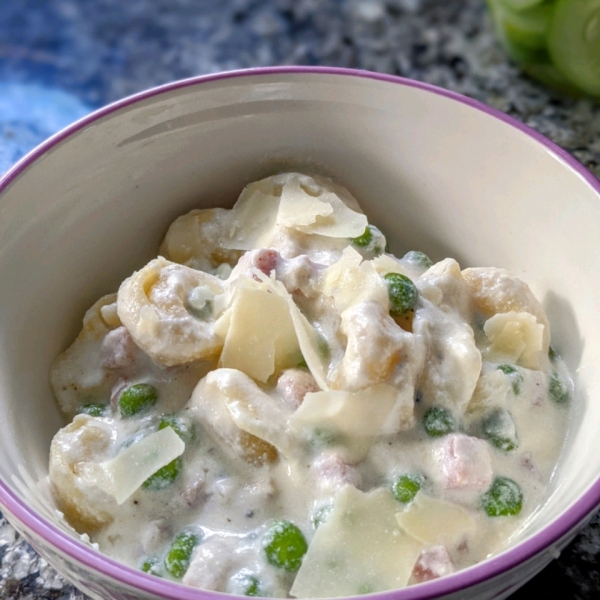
[182,538,233,591]
[276,369,320,410]
[276,254,323,296]
[100,326,140,372]
[434,433,493,491]
[140,519,171,554]
[412,546,456,583]
[231,248,280,280]
[312,452,361,492]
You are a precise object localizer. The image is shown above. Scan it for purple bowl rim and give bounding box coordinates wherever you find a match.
[0,65,598,600]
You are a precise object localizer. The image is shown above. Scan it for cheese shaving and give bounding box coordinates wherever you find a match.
[321,246,388,313]
[288,384,398,460]
[222,187,280,251]
[253,271,330,390]
[483,311,544,370]
[291,487,422,598]
[278,175,334,228]
[395,492,476,547]
[218,276,301,382]
[78,427,184,505]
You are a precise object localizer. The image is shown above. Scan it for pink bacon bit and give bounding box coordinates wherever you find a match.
[412,546,456,583]
[312,452,361,491]
[276,368,320,410]
[436,433,493,491]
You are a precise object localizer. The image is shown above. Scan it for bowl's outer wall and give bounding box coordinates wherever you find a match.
[0,69,600,600]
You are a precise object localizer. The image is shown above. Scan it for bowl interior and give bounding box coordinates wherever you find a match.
[0,70,599,589]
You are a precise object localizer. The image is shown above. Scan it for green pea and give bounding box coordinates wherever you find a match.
[245,577,260,597]
[403,250,433,270]
[164,531,200,579]
[119,383,158,417]
[392,474,422,504]
[142,457,182,491]
[232,570,262,597]
[351,226,373,248]
[549,371,569,404]
[351,225,386,257]
[263,521,307,572]
[311,428,339,448]
[242,575,261,597]
[77,403,108,417]
[383,272,418,315]
[312,503,333,529]
[481,477,523,517]
[497,364,523,395]
[423,407,456,437]
[297,356,309,369]
[481,409,518,452]
[159,415,194,444]
[141,557,161,577]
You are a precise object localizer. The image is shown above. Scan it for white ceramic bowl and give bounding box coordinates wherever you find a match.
[0,67,599,600]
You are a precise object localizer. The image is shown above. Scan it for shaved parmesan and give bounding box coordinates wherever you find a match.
[213,305,232,339]
[222,187,280,251]
[278,175,334,228]
[218,277,301,382]
[251,270,330,390]
[321,247,388,314]
[275,173,367,238]
[288,384,398,460]
[371,253,406,277]
[294,191,367,238]
[78,427,184,505]
[395,492,476,547]
[286,299,330,391]
[291,487,422,598]
[483,311,544,370]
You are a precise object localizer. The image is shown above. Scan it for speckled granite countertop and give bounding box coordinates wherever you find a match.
[0,1,598,599]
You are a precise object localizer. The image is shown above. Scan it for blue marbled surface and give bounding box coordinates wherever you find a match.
[0,1,599,599]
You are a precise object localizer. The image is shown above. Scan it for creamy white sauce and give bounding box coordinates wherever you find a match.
[47,173,571,598]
